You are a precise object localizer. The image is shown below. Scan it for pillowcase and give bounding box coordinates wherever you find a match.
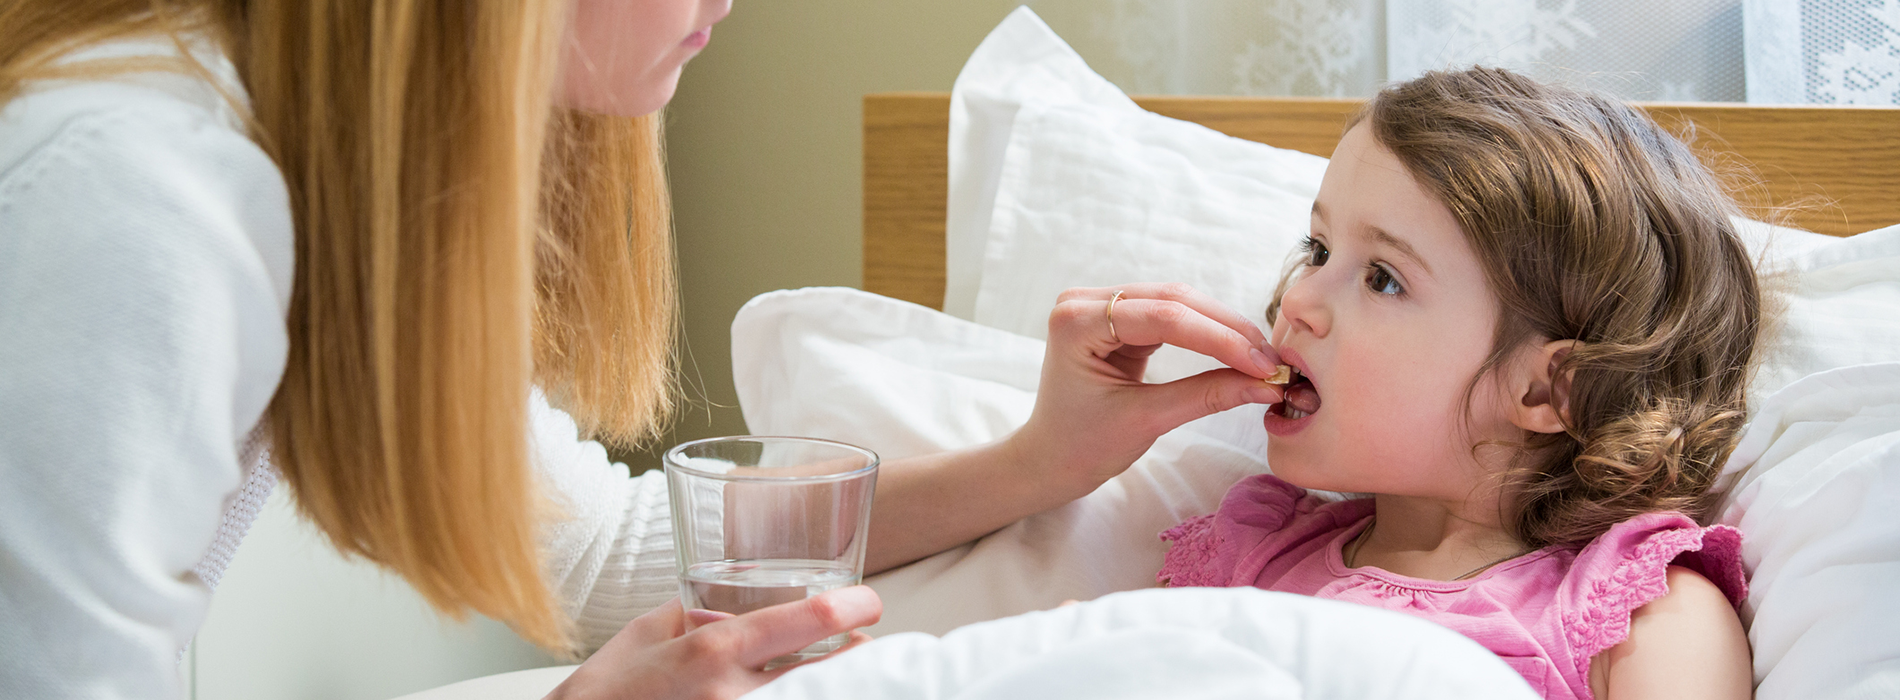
[951,8,1326,386]
[1744,225,1900,406]
[1715,362,1900,698]
[943,6,1143,321]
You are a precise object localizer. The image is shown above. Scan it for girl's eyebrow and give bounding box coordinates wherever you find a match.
[1368,226,1434,276]
[1313,201,1435,277]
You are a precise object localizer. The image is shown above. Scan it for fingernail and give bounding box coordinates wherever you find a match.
[1250,348,1277,374]
[819,586,882,614]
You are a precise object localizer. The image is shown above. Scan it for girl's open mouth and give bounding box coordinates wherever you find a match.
[1271,367,1321,420]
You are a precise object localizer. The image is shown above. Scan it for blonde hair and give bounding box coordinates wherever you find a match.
[2,0,678,652]
[1356,68,1761,548]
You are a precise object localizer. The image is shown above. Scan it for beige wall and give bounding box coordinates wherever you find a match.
[627,1,1030,469]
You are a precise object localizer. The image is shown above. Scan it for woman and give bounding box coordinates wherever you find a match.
[0,1,1288,698]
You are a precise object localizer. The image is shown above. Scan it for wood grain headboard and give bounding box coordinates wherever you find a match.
[863,92,1900,310]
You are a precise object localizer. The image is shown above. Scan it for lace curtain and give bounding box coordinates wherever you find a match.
[1024,0,1899,105]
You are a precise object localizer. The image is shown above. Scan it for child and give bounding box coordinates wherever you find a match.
[1157,67,1757,700]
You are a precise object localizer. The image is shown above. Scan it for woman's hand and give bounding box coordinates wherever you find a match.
[545,587,881,700]
[862,283,1281,573]
[1008,283,1284,500]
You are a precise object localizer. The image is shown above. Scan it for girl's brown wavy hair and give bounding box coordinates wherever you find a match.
[1299,67,1762,549]
[2,0,678,652]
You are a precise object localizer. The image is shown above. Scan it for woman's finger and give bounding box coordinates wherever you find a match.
[756,631,877,683]
[1138,367,1286,432]
[621,597,689,647]
[1056,284,1271,355]
[704,585,883,670]
[1114,282,1272,350]
[1079,297,1281,378]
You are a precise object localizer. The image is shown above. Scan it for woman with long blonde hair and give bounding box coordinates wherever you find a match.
[0,0,1293,697]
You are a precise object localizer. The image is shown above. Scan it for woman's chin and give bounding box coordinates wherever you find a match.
[560,70,681,117]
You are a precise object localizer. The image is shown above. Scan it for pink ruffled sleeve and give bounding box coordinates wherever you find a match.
[1157,514,1225,587]
[1558,512,1748,681]
[1156,474,1310,588]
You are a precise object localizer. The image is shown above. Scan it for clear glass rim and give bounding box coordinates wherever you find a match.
[662,435,880,483]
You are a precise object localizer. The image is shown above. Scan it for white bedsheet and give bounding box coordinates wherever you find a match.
[746,587,1537,700]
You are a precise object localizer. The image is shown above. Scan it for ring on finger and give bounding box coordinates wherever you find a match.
[1106,290,1124,345]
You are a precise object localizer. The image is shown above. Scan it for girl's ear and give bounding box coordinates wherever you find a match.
[1510,340,1578,435]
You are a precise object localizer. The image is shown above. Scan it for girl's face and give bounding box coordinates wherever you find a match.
[560,0,732,116]
[1265,123,1525,500]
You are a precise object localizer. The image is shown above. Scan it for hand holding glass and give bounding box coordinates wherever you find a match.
[664,436,879,664]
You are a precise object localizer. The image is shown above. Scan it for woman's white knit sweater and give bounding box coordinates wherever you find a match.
[0,39,678,699]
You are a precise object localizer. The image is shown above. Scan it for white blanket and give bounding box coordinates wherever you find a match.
[747,587,1537,700]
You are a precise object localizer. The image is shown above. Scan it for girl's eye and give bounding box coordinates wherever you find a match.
[1298,236,1330,267]
[1366,264,1404,296]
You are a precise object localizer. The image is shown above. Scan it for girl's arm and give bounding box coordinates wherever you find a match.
[1591,566,1754,700]
[862,283,1286,574]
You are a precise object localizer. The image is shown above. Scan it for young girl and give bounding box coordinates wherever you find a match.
[1157,67,1758,700]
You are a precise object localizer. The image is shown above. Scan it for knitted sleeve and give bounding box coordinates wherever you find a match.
[528,391,680,653]
[0,101,293,699]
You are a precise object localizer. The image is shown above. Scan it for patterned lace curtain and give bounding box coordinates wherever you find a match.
[1024,0,1898,105]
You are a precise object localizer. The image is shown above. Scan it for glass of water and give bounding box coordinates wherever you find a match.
[663,436,879,664]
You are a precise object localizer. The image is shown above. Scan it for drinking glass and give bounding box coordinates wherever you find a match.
[664,436,879,663]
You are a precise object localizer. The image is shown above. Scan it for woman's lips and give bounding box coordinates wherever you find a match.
[683,27,711,49]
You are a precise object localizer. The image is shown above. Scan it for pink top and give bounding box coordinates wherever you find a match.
[1156,474,1746,700]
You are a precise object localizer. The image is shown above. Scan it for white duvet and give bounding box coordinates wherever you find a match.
[747,587,1536,700]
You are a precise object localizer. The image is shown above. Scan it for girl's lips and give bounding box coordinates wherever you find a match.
[683,27,711,49]
[1274,347,1322,414]
[1262,404,1315,436]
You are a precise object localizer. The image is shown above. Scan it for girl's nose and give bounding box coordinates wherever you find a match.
[1276,268,1333,341]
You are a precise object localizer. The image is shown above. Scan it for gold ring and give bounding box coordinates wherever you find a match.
[1106,290,1124,344]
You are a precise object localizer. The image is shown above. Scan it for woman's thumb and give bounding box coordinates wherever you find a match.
[1143,367,1283,430]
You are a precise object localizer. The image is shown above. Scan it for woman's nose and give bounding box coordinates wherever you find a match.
[1276,269,1333,340]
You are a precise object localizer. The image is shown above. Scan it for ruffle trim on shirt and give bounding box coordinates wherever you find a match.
[1157,514,1223,587]
[1561,516,1747,683]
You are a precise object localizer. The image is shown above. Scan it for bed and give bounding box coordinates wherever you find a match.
[718,8,1900,700]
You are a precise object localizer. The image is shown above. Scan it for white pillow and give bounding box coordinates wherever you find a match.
[732,288,1268,636]
[1745,225,1900,406]
[943,6,1142,321]
[1716,362,1900,699]
[953,8,1326,386]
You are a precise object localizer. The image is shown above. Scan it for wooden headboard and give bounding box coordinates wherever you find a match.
[863,92,1900,310]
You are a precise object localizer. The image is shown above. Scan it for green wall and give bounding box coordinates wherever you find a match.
[627,1,1028,470]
